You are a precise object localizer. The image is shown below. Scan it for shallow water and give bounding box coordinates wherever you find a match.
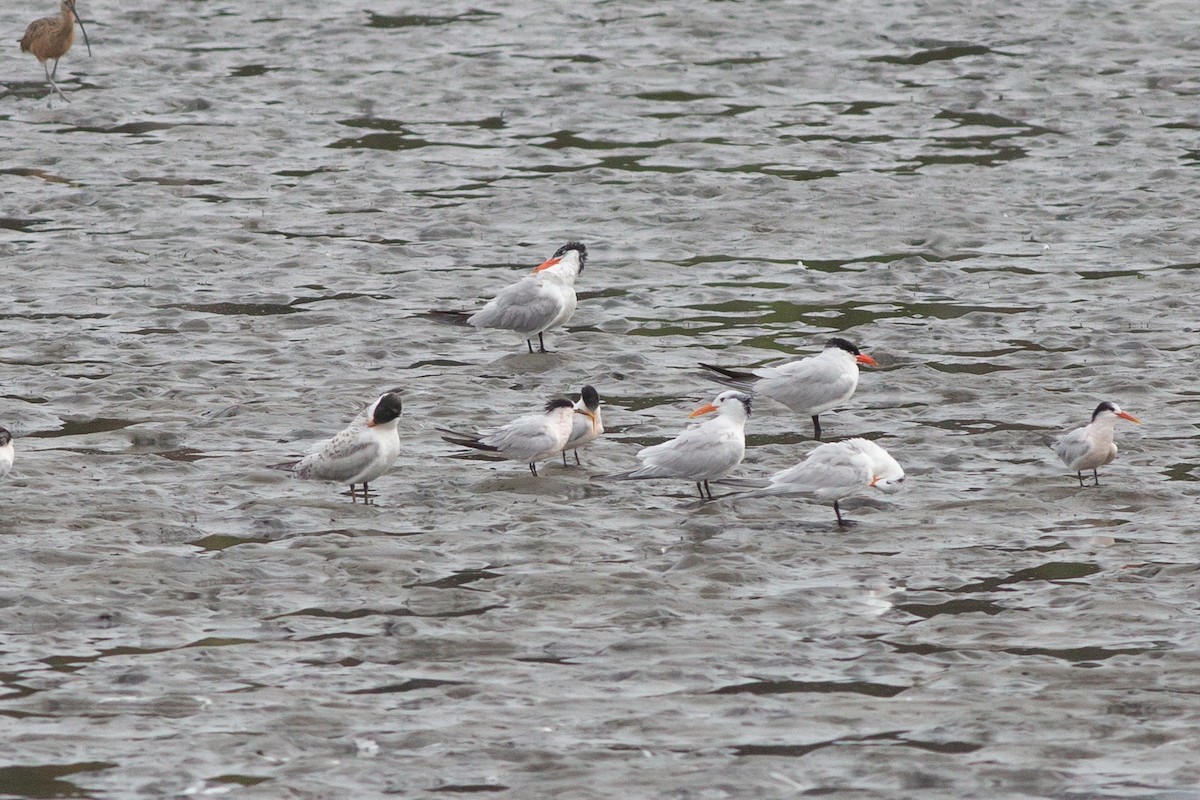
[1,0,1199,797]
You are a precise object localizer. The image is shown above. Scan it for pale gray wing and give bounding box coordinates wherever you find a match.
[1053,427,1091,469]
[746,444,870,501]
[482,414,562,461]
[757,354,858,414]
[845,438,906,492]
[633,422,744,481]
[468,276,567,336]
[294,428,378,482]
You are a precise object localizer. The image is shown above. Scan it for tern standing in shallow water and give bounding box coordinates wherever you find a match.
[464,242,588,353]
[563,385,604,465]
[0,428,14,479]
[727,438,905,526]
[1052,401,1141,487]
[291,393,403,502]
[607,390,751,500]
[440,398,579,476]
[700,337,877,439]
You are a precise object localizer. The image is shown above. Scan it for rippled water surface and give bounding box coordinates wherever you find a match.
[2,0,1199,797]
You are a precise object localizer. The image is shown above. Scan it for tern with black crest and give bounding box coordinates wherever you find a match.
[563,385,604,465]
[291,393,403,502]
[607,390,751,500]
[700,337,877,439]
[440,397,580,476]
[1052,401,1141,487]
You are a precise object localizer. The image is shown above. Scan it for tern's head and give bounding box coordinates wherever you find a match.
[544,397,575,415]
[367,392,403,427]
[846,438,906,493]
[689,390,752,419]
[0,428,11,447]
[534,242,588,275]
[827,337,877,367]
[579,384,601,412]
[1091,401,1141,425]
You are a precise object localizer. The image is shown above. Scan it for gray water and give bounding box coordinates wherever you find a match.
[1,0,1198,797]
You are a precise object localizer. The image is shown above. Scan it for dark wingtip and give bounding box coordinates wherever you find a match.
[0,427,11,446]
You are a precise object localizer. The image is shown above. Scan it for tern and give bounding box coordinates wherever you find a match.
[1052,401,1141,487]
[441,242,588,354]
[563,385,604,465]
[291,393,403,502]
[0,428,14,479]
[700,337,877,439]
[440,398,580,476]
[607,390,751,500]
[725,438,904,526]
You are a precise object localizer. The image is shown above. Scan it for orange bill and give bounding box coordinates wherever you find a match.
[689,403,719,418]
[856,353,878,366]
[1117,411,1141,424]
[533,256,562,273]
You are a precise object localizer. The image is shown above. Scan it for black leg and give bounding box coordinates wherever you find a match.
[1093,468,1100,486]
[695,482,704,498]
[526,339,534,354]
[1076,471,1085,488]
[703,481,715,500]
[812,414,822,440]
[529,462,538,476]
[834,500,848,527]
[349,484,357,503]
[574,450,581,465]
[562,451,568,466]
[537,332,547,352]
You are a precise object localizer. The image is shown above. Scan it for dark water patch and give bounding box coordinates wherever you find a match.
[25,418,137,439]
[804,251,980,271]
[0,168,76,186]
[718,164,840,181]
[167,301,302,316]
[711,680,907,698]
[906,145,1028,169]
[276,604,504,620]
[1,672,38,702]
[532,130,674,151]
[733,731,981,759]
[128,327,179,335]
[230,64,273,78]
[0,762,117,799]
[408,569,503,590]
[938,561,1101,594]
[291,291,393,306]
[273,166,346,178]
[347,678,464,696]
[211,774,271,787]
[1162,462,1199,482]
[190,534,273,551]
[515,655,577,665]
[366,10,498,28]
[429,785,508,794]
[634,91,722,102]
[0,216,53,232]
[57,122,181,135]
[130,175,222,187]
[897,598,1006,619]
[1077,268,1142,280]
[1002,645,1158,664]
[937,110,1060,137]
[871,43,993,65]
[328,133,441,151]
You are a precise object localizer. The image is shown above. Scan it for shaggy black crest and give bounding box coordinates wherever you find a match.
[0,428,10,446]
[545,398,575,413]
[554,242,587,271]
[826,337,861,355]
[1091,401,1119,420]
[372,393,404,425]
[580,385,600,410]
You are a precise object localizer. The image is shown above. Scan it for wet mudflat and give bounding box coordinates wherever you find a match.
[1,0,1199,797]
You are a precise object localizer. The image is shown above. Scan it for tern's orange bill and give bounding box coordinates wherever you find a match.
[689,403,719,418]
[533,256,562,273]
[856,353,878,366]
[1118,411,1142,424]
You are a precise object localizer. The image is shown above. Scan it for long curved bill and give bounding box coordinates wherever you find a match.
[1117,411,1141,424]
[70,5,92,57]
[688,403,718,418]
[856,353,878,366]
[533,256,562,273]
